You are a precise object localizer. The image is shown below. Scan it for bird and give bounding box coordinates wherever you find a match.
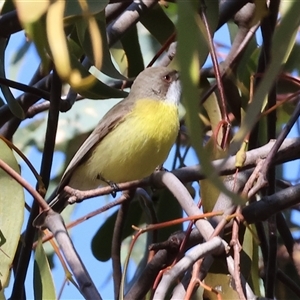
[44,66,181,214]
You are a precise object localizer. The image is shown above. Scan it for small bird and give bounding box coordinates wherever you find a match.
[48,67,181,213]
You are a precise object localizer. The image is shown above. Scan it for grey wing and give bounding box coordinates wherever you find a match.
[56,97,134,192]
[57,131,101,191]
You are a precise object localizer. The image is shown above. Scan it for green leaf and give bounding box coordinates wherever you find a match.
[46,0,75,82]
[240,227,254,281]
[68,51,128,99]
[204,0,219,35]
[27,19,51,72]
[76,11,125,79]
[140,4,175,45]
[204,265,240,299]
[34,238,56,300]
[0,139,24,289]
[45,0,127,99]
[155,189,182,242]
[67,33,84,59]
[64,0,109,19]
[13,0,49,24]
[13,0,51,71]
[120,26,144,77]
[232,0,300,149]
[245,226,261,296]
[177,0,243,207]
[91,199,144,262]
[283,43,300,73]
[227,21,258,106]
[110,41,129,76]
[2,0,16,14]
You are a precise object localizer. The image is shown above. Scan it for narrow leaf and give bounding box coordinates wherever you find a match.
[232,1,300,149]
[34,238,56,300]
[0,140,24,289]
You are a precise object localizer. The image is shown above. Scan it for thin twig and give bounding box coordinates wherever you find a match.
[249,98,300,196]
[199,0,229,124]
[45,210,102,299]
[36,193,131,245]
[10,70,61,300]
[0,159,48,210]
[277,269,300,298]
[0,76,50,99]
[242,183,300,223]
[230,206,246,300]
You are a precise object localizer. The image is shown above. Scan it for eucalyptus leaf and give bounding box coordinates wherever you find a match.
[0,139,24,289]
[120,26,144,77]
[13,0,50,71]
[34,239,56,300]
[140,4,175,45]
[155,189,183,243]
[13,0,49,23]
[91,199,144,262]
[232,0,300,149]
[68,51,127,99]
[64,0,109,19]
[1,0,15,14]
[76,11,125,79]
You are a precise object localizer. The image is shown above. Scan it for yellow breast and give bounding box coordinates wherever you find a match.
[73,98,179,188]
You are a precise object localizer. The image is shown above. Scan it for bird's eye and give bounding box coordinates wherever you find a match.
[163,74,172,83]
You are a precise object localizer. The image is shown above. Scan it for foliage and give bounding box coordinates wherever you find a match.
[1,0,300,299]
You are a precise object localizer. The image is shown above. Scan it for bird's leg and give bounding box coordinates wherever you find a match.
[107,181,120,198]
[97,174,120,197]
[156,164,168,172]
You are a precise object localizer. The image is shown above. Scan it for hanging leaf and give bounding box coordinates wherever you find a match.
[140,4,175,45]
[92,199,144,262]
[76,11,125,79]
[34,238,56,300]
[64,0,109,20]
[120,26,144,77]
[0,139,24,289]
[232,0,300,149]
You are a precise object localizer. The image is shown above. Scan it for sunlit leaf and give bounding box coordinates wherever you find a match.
[110,41,128,76]
[46,1,72,81]
[13,0,49,24]
[13,0,50,70]
[68,51,127,99]
[45,1,126,98]
[76,11,125,79]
